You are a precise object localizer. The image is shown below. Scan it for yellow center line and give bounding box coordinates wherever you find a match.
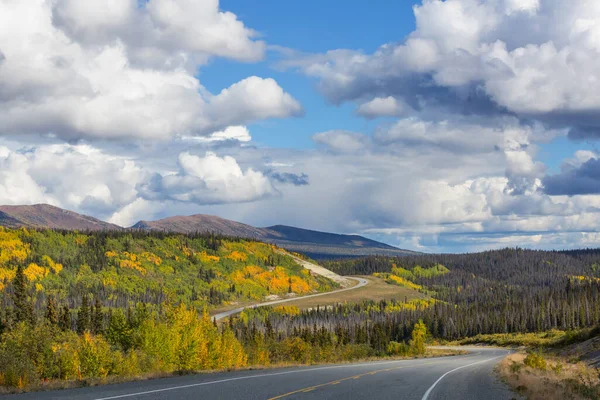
[267,359,446,400]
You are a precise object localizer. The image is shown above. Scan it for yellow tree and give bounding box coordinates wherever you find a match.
[411,320,427,355]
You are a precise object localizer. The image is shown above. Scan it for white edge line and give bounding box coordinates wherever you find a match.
[95,351,478,400]
[421,352,506,400]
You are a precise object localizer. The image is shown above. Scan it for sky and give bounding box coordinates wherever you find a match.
[1,0,600,253]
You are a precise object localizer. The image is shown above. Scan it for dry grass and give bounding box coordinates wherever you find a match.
[276,275,426,310]
[497,352,600,400]
[211,275,425,317]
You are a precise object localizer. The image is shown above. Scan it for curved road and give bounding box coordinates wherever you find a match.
[6,347,519,400]
[212,276,368,321]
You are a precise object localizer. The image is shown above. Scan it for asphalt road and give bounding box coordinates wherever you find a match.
[5,347,519,400]
[212,277,368,321]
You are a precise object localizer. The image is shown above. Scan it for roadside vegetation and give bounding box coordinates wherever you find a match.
[454,328,600,348]
[498,348,600,400]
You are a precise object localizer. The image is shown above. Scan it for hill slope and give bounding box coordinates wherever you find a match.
[132,214,265,238]
[0,204,416,258]
[261,225,417,258]
[0,204,122,231]
[132,217,417,258]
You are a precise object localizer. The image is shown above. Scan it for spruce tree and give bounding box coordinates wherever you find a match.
[76,295,91,334]
[45,296,59,326]
[59,305,71,331]
[13,264,34,325]
[92,298,104,334]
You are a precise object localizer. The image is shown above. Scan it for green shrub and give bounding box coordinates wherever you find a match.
[387,341,410,356]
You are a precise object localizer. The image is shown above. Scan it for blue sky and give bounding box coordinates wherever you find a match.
[200,0,420,149]
[2,0,600,253]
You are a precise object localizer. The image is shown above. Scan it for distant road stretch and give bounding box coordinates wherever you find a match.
[6,347,518,400]
[212,276,368,321]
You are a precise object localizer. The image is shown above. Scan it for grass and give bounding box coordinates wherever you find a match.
[487,327,600,399]
[211,275,426,317]
[274,275,427,310]
[497,352,600,400]
[453,327,600,348]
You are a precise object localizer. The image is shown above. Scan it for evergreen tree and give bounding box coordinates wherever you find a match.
[12,264,34,325]
[106,309,132,351]
[92,298,104,335]
[59,305,71,331]
[45,296,59,326]
[77,295,91,334]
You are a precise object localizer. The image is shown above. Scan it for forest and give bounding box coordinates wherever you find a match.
[234,249,600,349]
[0,227,335,314]
[1,227,599,391]
[0,227,347,389]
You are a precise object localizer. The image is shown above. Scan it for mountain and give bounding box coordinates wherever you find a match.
[132,214,265,238]
[0,204,122,231]
[0,204,417,258]
[133,215,418,259]
[260,225,417,259]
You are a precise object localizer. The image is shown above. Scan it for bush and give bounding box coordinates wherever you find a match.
[78,332,113,378]
[387,341,410,356]
[524,351,547,370]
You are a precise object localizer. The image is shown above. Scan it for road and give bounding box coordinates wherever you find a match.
[6,347,519,400]
[212,276,368,321]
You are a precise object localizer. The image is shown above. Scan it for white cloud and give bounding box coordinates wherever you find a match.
[0,143,146,216]
[283,0,600,137]
[207,77,304,127]
[356,97,409,119]
[313,130,370,153]
[182,126,252,143]
[52,0,265,63]
[139,151,275,205]
[0,0,298,141]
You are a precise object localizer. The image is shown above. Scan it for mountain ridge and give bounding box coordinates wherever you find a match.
[0,204,418,258]
[0,204,122,231]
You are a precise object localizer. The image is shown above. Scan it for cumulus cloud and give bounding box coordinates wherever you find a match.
[544,151,600,195]
[283,0,600,137]
[373,117,505,154]
[0,142,286,226]
[139,152,275,205]
[0,143,146,217]
[0,0,299,141]
[313,130,370,153]
[52,0,265,63]
[356,97,410,119]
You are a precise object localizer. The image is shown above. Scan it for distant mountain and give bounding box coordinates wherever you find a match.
[0,204,122,231]
[0,204,418,258]
[133,215,418,259]
[260,225,416,259]
[132,214,265,238]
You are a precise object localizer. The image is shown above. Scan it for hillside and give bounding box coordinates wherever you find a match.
[0,228,337,312]
[0,204,121,231]
[261,225,417,258]
[0,204,417,258]
[132,216,417,259]
[132,214,265,238]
